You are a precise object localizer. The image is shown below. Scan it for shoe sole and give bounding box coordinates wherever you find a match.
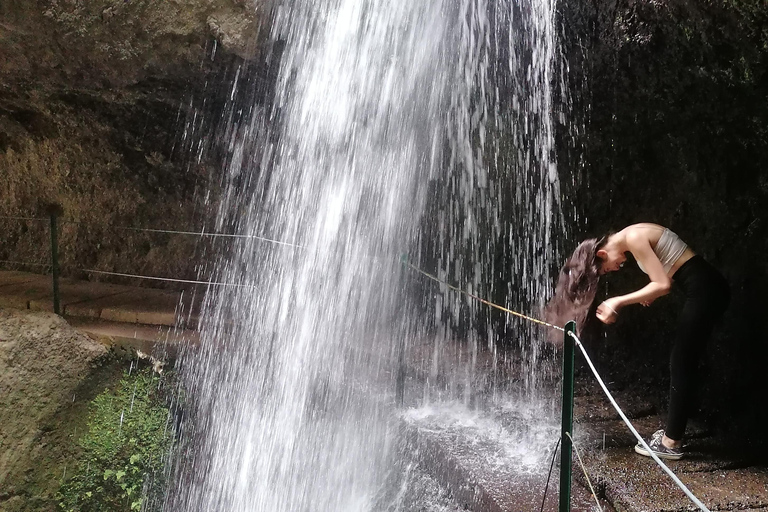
[634,444,684,460]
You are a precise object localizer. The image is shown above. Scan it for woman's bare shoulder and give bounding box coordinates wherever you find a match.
[624,223,665,245]
[626,222,666,231]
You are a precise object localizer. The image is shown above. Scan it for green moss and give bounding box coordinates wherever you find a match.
[56,368,175,512]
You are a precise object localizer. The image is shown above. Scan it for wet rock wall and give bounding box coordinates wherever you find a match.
[559,0,768,458]
[0,0,272,286]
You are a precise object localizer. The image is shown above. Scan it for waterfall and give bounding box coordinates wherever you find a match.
[167,0,564,509]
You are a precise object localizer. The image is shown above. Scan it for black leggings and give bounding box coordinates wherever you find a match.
[665,255,729,440]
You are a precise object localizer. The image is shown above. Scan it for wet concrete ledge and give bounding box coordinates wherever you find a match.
[0,271,201,328]
[0,270,199,354]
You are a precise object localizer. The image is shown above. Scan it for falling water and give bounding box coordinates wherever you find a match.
[167,0,565,509]
[422,0,565,401]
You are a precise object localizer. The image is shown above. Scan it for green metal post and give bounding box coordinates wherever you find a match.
[49,211,60,315]
[559,320,576,512]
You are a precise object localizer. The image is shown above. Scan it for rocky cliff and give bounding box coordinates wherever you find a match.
[0,309,109,511]
[0,0,270,285]
[560,0,768,457]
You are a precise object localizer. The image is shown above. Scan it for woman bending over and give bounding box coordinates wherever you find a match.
[546,223,729,460]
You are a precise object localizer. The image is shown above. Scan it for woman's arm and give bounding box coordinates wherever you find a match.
[597,230,671,324]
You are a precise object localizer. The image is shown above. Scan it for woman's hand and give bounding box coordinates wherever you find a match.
[596,298,621,324]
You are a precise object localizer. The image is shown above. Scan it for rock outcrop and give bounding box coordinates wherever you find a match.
[0,0,264,89]
[0,0,271,285]
[0,308,108,510]
[559,0,768,457]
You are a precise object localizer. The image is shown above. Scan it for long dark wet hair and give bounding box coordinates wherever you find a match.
[543,236,609,337]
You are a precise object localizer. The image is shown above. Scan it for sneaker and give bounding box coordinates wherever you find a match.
[634,429,684,460]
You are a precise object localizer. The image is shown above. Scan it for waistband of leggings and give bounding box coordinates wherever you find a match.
[672,254,715,285]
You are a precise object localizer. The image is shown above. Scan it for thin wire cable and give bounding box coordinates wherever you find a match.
[81,269,256,288]
[0,215,48,222]
[3,215,303,247]
[112,226,304,248]
[402,258,564,331]
[0,260,52,267]
[565,431,603,512]
[539,437,561,512]
[568,331,711,512]
[60,220,304,248]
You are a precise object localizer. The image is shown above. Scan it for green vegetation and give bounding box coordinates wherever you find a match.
[57,367,175,512]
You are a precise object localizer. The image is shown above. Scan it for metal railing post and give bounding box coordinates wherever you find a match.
[48,206,62,315]
[559,320,576,512]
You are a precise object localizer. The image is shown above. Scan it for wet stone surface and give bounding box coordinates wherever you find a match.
[575,407,768,511]
[398,404,614,512]
[376,463,469,512]
[400,337,768,511]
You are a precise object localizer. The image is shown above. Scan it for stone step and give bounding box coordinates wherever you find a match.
[67,317,198,359]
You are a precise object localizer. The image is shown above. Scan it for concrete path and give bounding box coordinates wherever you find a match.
[573,379,768,512]
[0,270,200,352]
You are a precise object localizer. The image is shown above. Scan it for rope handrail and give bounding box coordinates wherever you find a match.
[64,221,305,248]
[568,330,711,512]
[401,256,564,332]
[0,260,253,288]
[539,437,561,512]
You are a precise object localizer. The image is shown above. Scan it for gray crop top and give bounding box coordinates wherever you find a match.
[636,228,688,275]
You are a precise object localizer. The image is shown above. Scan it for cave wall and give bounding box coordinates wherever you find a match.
[0,0,271,285]
[560,0,768,454]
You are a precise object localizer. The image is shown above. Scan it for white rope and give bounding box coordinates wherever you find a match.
[567,330,711,512]
[82,269,256,288]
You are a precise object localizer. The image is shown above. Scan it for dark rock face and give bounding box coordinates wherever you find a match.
[560,0,768,458]
[0,0,262,89]
[0,0,271,285]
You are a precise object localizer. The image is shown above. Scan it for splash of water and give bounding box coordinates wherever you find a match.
[167,0,565,509]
